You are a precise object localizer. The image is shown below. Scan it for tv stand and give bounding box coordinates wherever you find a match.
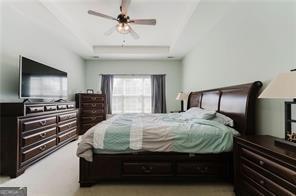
[0,101,78,177]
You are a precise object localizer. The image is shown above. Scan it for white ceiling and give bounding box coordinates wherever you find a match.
[2,0,235,60]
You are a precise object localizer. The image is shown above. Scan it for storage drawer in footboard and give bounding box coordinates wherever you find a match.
[176,162,224,176]
[122,162,173,176]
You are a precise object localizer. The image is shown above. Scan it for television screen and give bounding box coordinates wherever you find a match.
[20,56,68,99]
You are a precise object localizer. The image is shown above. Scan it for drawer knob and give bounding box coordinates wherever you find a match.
[92,110,96,114]
[40,133,47,138]
[39,145,47,151]
[40,120,47,126]
[141,165,152,173]
[91,117,96,120]
[92,104,96,107]
[259,180,265,185]
[91,97,96,101]
[259,160,264,166]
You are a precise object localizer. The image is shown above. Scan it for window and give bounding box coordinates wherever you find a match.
[112,75,151,114]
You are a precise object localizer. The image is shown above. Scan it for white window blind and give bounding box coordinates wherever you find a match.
[112,75,152,114]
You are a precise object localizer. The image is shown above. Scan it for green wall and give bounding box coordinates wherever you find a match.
[182,1,296,137]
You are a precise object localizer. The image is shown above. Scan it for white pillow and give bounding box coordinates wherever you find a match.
[184,107,216,120]
[211,112,234,127]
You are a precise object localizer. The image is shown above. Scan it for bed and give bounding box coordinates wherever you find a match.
[78,81,262,187]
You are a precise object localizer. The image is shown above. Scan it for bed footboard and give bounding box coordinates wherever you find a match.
[79,152,233,187]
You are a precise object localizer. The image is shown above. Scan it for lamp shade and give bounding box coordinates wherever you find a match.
[259,71,296,99]
[176,92,187,101]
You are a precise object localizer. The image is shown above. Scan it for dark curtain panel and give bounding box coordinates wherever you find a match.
[101,75,113,114]
[151,75,167,113]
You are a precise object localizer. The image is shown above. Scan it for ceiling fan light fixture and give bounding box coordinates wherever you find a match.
[88,0,156,39]
[116,23,130,34]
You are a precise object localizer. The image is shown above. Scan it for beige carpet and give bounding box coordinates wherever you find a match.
[0,140,235,196]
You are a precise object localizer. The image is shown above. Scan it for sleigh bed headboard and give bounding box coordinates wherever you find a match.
[187,81,262,136]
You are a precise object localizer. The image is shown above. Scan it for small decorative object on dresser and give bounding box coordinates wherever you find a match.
[0,102,78,177]
[176,92,187,112]
[86,89,94,94]
[259,70,296,149]
[234,135,296,196]
[75,93,106,135]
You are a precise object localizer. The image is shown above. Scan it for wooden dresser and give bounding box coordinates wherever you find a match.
[234,135,296,196]
[0,102,78,178]
[75,93,106,135]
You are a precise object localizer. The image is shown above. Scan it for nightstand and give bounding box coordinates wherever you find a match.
[233,135,296,196]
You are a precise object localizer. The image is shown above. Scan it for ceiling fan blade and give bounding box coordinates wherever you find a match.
[129,19,156,25]
[128,25,139,40]
[120,0,131,15]
[104,25,117,36]
[88,10,117,21]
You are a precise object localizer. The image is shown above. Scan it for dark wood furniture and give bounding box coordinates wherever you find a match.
[234,135,296,196]
[79,81,262,187]
[0,102,78,178]
[170,111,182,113]
[75,93,106,135]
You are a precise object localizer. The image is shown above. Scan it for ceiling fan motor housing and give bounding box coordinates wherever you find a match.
[117,14,129,23]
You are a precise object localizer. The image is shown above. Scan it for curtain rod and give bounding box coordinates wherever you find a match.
[99,74,166,76]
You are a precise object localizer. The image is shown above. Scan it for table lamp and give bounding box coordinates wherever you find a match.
[259,69,296,149]
[176,92,187,112]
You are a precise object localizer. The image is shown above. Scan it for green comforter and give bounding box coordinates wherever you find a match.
[92,113,239,154]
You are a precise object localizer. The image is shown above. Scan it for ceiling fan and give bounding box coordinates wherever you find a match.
[88,0,156,40]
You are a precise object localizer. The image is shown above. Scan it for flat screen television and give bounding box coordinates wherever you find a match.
[19,56,68,99]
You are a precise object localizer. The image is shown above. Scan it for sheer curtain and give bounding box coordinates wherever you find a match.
[151,75,167,113]
[101,75,113,114]
[112,75,152,114]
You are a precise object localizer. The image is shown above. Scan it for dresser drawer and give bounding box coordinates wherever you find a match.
[177,162,223,176]
[26,106,44,114]
[81,109,104,116]
[241,147,296,185]
[67,104,75,109]
[81,123,97,132]
[58,120,77,133]
[58,129,77,143]
[22,127,56,147]
[44,105,57,111]
[81,116,105,124]
[21,116,57,132]
[81,95,104,103]
[122,162,172,176]
[241,178,266,196]
[241,163,295,196]
[22,138,56,162]
[58,112,77,122]
[57,105,67,110]
[242,174,275,196]
[81,103,104,109]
